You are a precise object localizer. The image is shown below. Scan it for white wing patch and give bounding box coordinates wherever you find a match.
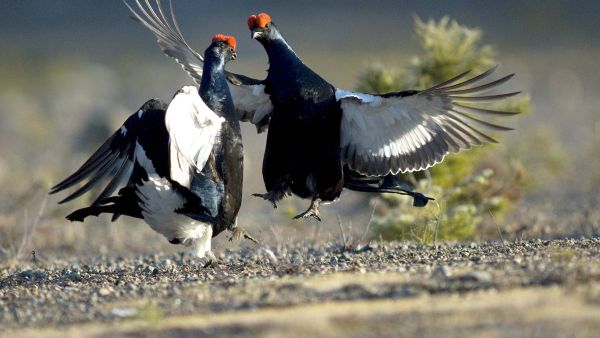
[165,86,225,188]
[335,89,379,103]
[134,140,157,175]
[228,82,273,132]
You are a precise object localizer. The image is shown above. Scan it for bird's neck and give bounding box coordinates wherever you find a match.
[199,55,234,118]
[263,33,303,69]
[262,32,332,94]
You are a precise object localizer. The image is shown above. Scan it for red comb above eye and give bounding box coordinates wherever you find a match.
[248,13,271,29]
[256,13,271,28]
[247,15,257,29]
[212,34,237,52]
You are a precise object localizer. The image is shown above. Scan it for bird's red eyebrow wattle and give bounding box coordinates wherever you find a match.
[256,13,271,28]
[212,34,237,52]
[248,13,271,29]
[247,15,257,29]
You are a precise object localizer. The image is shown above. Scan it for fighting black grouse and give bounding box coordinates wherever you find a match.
[126,2,520,221]
[50,34,245,260]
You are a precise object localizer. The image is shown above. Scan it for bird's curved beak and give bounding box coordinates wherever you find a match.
[232,52,237,60]
[251,28,262,39]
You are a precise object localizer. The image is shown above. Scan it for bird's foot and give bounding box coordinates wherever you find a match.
[293,199,322,222]
[202,251,219,269]
[252,191,279,208]
[229,227,259,244]
[293,209,321,221]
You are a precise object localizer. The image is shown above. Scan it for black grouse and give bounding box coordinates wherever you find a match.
[126,2,520,221]
[50,34,245,260]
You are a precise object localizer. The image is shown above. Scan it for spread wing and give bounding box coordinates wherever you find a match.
[124,0,273,132]
[165,86,225,188]
[123,0,204,81]
[337,66,520,176]
[226,73,273,133]
[49,99,168,204]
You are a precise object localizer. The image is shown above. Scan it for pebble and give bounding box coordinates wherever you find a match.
[458,271,492,283]
[98,287,111,297]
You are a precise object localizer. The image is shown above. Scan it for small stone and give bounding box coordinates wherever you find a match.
[458,271,492,283]
[64,272,82,282]
[432,265,452,280]
[98,287,111,297]
[111,307,138,318]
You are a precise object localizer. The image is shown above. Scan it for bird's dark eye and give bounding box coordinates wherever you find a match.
[265,23,270,28]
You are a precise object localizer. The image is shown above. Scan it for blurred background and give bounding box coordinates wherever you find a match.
[1,0,599,262]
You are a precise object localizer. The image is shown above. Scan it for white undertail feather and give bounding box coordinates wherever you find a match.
[136,175,213,258]
[166,86,224,188]
[134,142,213,258]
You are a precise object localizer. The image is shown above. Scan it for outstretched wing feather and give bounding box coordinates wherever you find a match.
[338,66,520,176]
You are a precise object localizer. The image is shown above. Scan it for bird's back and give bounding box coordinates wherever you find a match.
[265,41,336,115]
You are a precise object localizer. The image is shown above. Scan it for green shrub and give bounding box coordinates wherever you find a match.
[362,16,534,242]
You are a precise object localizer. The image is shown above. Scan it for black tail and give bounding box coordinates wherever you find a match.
[66,206,103,222]
[344,178,434,207]
[66,188,143,222]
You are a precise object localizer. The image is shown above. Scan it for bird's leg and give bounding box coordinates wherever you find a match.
[293,198,322,222]
[185,230,218,268]
[229,226,259,244]
[252,181,289,208]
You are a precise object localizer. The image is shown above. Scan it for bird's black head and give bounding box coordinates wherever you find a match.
[247,13,278,42]
[205,34,237,63]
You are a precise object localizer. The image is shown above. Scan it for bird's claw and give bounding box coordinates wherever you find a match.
[252,192,278,208]
[203,260,219,269]
[293,209,321,222]
[202,251,219,269]
[229,227,259,244]
[293,198,322,221]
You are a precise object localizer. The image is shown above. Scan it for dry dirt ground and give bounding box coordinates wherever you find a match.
[1,239,599,337]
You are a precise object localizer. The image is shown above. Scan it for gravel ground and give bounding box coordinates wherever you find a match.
[1,238,599,336]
